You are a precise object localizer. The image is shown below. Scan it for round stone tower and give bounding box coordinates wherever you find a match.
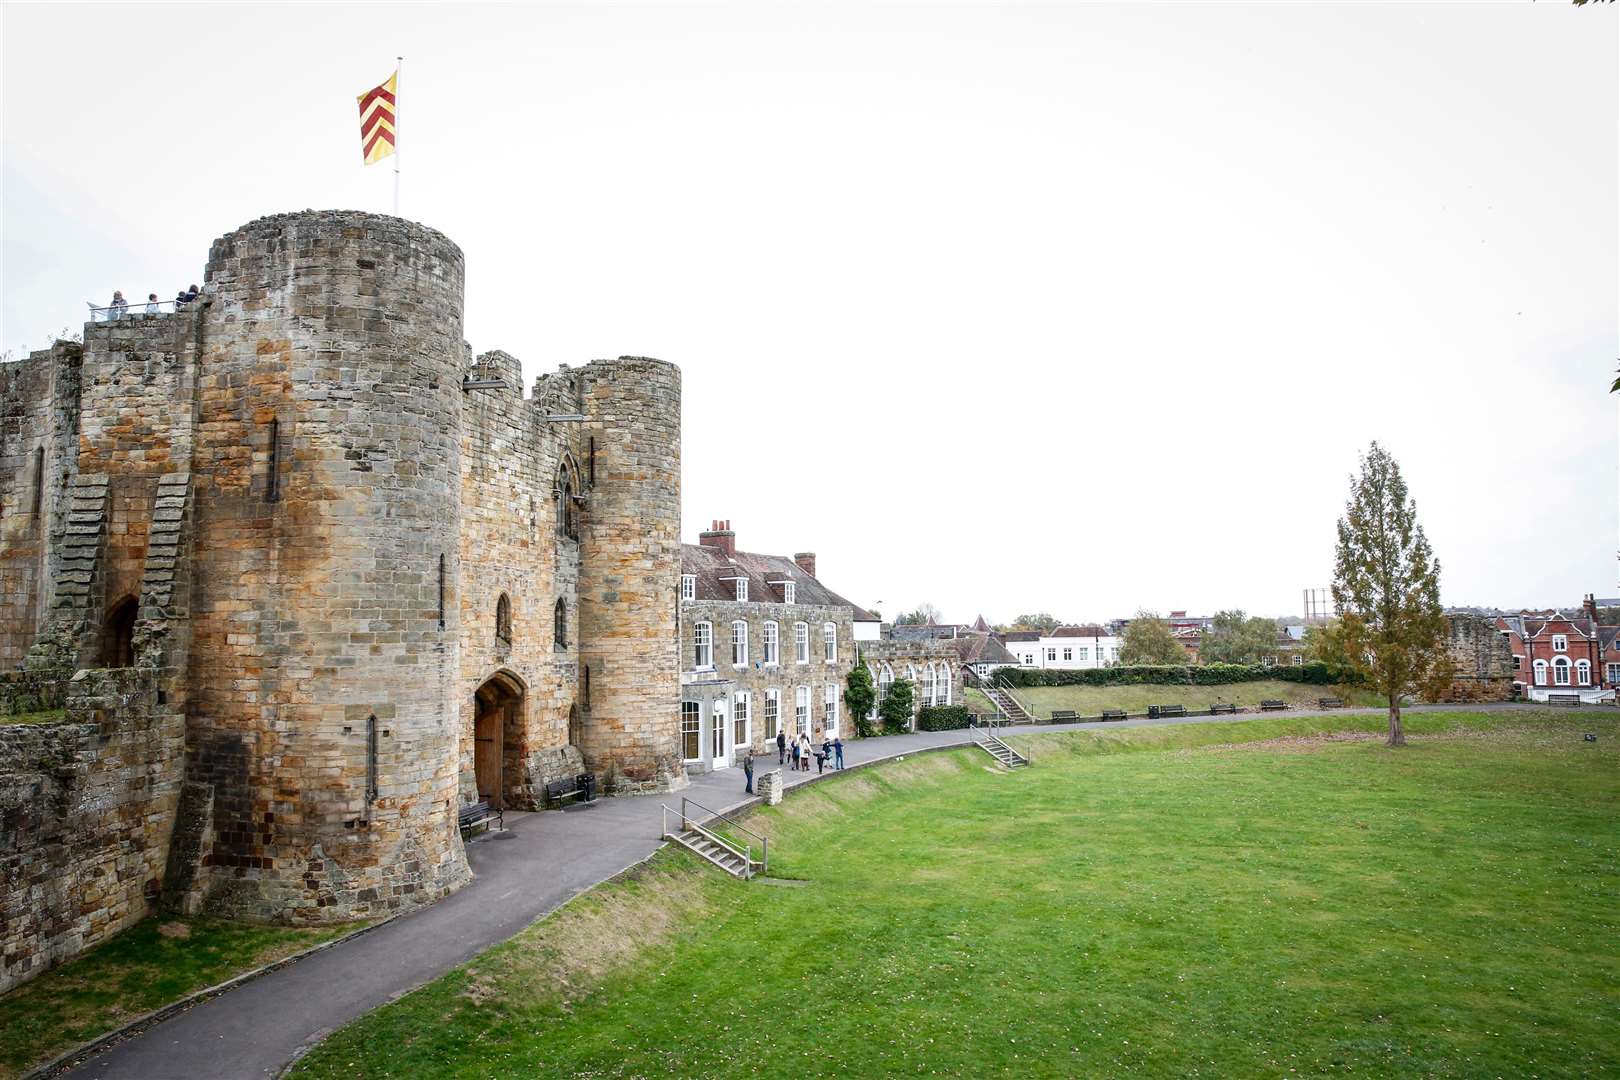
[576,357,685,791]
[186,211,470,921]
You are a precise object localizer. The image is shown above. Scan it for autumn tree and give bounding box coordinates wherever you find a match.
[1332,443,1451,747]
[1119,611,1187,666]
[1006,612,1061,634]
[1303,619,1359,682]
[1200,610,1280,665]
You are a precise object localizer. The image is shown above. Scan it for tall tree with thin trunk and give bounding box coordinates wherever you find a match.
[1332,443,1451,746]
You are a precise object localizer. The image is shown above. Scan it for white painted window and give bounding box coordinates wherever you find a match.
[681,701,701,760]
[1045,648,1057,662]
[736,578,748,602]
[878,663,894,707]
[680,574,695,601]
[823,684,839,735]
[764,689,780,738]
[1292,654,1304,667]
[1553,657,1571,686]
[1575,659,1591,686]
[1077,647,1089,662]
[762,621,779,665]
[734,691,751,748]
[1262,655,1277,668]
[823,622,837,663]
[1062,647,1073,661]
[1533,659,1549,686]
[922,664,936,707]
[938,663,951,705]
[693,621,713,670]
[1607,662,1620,684]
[795,685,810,734]
[1552,634,1568,652]
[794,622,810,664]
[783,582,796,605]
[712,698,727,760]
[731,620,749,666]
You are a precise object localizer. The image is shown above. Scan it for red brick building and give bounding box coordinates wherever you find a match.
[1495,595,1615,702]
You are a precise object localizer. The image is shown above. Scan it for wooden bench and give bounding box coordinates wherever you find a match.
[1210,703,1237,715]
[458,800,502,835]
[1151,705,1187,718]
[1260,699,1287,711]
[1317,697,1345,709]
[1050,710,1079,722]
[1547,693,1581,707]
[545,773,598,809]
[1101,709,1127,722]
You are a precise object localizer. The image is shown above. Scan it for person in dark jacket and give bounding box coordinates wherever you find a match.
[743,752,754,795]
[833,736,845,770]
[776,728,787,765]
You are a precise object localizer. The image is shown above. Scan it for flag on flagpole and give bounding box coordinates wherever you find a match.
[357,71,398,165]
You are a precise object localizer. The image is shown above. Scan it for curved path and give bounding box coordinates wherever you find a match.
[60,702,1542,1079]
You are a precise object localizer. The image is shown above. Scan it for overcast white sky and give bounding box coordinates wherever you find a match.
[3,2,1616,623]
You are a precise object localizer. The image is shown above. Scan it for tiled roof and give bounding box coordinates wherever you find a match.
[952,632,1018,666]
[680,544,876,619]
[1052,625,1109,638]
[1000,630,1041,642]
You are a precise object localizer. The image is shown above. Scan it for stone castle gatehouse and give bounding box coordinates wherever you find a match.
[0,211,683,988]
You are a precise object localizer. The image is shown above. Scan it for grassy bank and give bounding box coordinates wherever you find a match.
[0,915,362,1078]
[292,709,1620,1078]
[964,679,1386,719]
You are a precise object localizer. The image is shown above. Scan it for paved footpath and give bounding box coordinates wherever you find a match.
[61,702,1540,1079]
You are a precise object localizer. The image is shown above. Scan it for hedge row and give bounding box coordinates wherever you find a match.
[916,705,974,731]
[989,662,1343,688]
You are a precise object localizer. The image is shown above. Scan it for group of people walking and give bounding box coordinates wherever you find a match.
[777,729,844,773]
[102,284,200,320]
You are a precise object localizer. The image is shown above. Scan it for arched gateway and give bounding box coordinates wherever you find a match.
[473,671,525,808]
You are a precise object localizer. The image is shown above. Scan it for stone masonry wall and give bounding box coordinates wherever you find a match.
[576,358,684,792]
[1443,613,1515,702]
[457,351,592,809]
[0,343,79,670]
[185,212,470,922]
[0,668,185,993]
[858,639,964,724]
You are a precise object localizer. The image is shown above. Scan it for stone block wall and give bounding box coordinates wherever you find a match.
[576,358,684,792]
[857,639,964,724]
[679,599,856,762]
[1442,614,1515,702]
[0,668,185,993]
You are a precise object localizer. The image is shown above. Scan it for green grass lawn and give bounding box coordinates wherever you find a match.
[963,679,1386,719]
[0,915,363,1078]
[292,709,1619,1079]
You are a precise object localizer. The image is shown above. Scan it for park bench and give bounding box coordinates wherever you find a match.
[1149,705,1187,719]
[458,800,502,836]
[1050,710,1079,722]
[1317,697,1345,709]
[545,772,599,809]
[1101,709,1127,722]
[1260,699,1287,711]
[1210,703,1237,716]
[1547,693,1581,707]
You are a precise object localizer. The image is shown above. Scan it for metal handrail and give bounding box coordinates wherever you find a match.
[681,795,768,875]
[86,298,196,321]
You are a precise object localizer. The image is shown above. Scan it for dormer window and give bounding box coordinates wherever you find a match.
[1552,634,1568,653]
[681,574,695,602]
[783,582,796,605]
[736,578,748,602]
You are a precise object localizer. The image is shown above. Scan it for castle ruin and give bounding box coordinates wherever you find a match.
[0,211,684,990]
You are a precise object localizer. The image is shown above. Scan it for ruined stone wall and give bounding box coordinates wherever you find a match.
[0,669,185,993]
[0,344,79,669]
[576,358,684,791]
[184,211,469,922]
[679,599,855,758]
[456,351,591,809]
[1442,614,1515,702]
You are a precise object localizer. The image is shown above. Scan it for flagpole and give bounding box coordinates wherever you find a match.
[393,56,403,216]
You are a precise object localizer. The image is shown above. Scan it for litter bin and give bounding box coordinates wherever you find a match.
[576,772,597,803]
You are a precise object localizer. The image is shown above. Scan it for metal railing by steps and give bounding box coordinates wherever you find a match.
[982,684,1035,724]
[973,723,1030,768]
[661,797,767,880]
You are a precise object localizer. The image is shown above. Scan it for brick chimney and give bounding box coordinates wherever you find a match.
[1584,593,1599,623]
[698,519,735,558]
[794,552,817,579]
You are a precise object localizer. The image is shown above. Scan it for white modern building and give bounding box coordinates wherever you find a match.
[1003,625,1121,669]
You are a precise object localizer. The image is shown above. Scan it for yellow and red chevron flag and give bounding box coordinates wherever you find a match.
[357,71,397,165]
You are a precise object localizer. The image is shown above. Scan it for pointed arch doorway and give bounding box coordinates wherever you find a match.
[473,671,525,808]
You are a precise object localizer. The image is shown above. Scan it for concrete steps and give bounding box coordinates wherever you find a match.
[983,686,1034,724]
[666,826,758,879]
[974,730,1030,769]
